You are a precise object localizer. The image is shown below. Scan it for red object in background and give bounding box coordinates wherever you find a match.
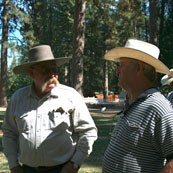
[96,94,119,101]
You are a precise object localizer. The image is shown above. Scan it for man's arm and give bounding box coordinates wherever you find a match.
[61,161,79,173]
[2,99,20,169]
[10,166,24,173]
[161,160,173,173]
[70,91,98,167]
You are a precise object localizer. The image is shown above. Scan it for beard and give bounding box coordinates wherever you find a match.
[41,77,58,93]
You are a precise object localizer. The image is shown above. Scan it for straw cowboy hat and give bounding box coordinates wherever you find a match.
[13,45,71,75]
[104,39,170,74]
[161,69,173,85]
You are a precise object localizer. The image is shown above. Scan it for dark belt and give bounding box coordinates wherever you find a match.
[23,164,64,172]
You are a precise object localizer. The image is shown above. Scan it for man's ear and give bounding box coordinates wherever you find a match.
[28,68,34,79]
[136,62,144,78]
[136,62,143,72]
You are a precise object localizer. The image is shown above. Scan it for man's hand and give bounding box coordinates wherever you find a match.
[161,160,173,173]
[10,165,24,173]
[61,162,79,173]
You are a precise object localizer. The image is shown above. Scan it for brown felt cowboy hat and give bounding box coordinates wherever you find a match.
[161,69,173,85]
[13,45,71,75]
[104,39,170,75]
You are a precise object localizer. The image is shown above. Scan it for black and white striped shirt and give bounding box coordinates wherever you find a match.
[167,91,173,104]
[102,88,173,173]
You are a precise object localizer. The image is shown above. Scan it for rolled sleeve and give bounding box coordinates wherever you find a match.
[154,113,173,157]
[2,99,20,169]
[71,93,97,166]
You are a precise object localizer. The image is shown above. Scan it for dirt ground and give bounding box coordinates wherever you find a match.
[89,108,121,118]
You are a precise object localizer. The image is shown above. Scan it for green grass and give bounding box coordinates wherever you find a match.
[0,137,10,173]
[93,116,114,124]
[0,109,118,173]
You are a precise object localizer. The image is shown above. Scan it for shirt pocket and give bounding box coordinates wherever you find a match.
[48,111,71,131]
[111,116,123,137]
[125,120,144,146]
[15,114,30,132]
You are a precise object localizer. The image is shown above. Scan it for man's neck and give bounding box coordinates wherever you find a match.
[127,83,153,104]
[32,83,50,99]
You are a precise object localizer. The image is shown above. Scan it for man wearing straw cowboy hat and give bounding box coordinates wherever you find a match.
[161,69,173,104]
[2,45,97,173]
[102,39,173,173]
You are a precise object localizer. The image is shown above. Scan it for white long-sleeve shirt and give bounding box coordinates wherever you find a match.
[2,84,97,169]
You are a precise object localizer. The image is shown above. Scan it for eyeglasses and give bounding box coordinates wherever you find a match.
[31,66,58,75]
[117,61,138,68]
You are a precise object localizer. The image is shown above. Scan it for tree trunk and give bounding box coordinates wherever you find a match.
[143,0,149,41]
[159,0,165,46]
[103,60,108,101]
[0,0,9,107]
[149,0,158,45]
[71,0,86,96]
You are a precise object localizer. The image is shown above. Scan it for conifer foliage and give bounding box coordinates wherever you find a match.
[0,0,172,104]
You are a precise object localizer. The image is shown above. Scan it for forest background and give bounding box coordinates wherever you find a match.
[0,0,173,107]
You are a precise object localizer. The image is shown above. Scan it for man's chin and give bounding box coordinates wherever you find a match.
[41,83,57,94]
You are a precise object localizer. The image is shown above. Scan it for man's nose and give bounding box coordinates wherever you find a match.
[49,73,58,78]
[116,66,120,75]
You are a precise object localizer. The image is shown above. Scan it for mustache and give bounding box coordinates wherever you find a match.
[45,77,58,84]
[41,77,58,93]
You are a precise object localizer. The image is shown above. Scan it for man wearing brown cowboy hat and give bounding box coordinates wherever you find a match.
[102,39,173,173]
[2,45,97,173]
[161,69,173,104]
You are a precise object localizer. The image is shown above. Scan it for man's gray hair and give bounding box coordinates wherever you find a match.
[130,59,157,83]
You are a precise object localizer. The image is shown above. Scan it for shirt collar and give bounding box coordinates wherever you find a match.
[136,87,159,100]
[123,87,159,114]
[25,85,34,97]
[50,85,60,98]
[28,83,60,99]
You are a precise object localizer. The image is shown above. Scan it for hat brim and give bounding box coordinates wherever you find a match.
[104,47,170,74]
[13,57,71,75]
[161,75,173,85]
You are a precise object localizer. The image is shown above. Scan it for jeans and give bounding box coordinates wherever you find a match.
[23,164,63,173]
